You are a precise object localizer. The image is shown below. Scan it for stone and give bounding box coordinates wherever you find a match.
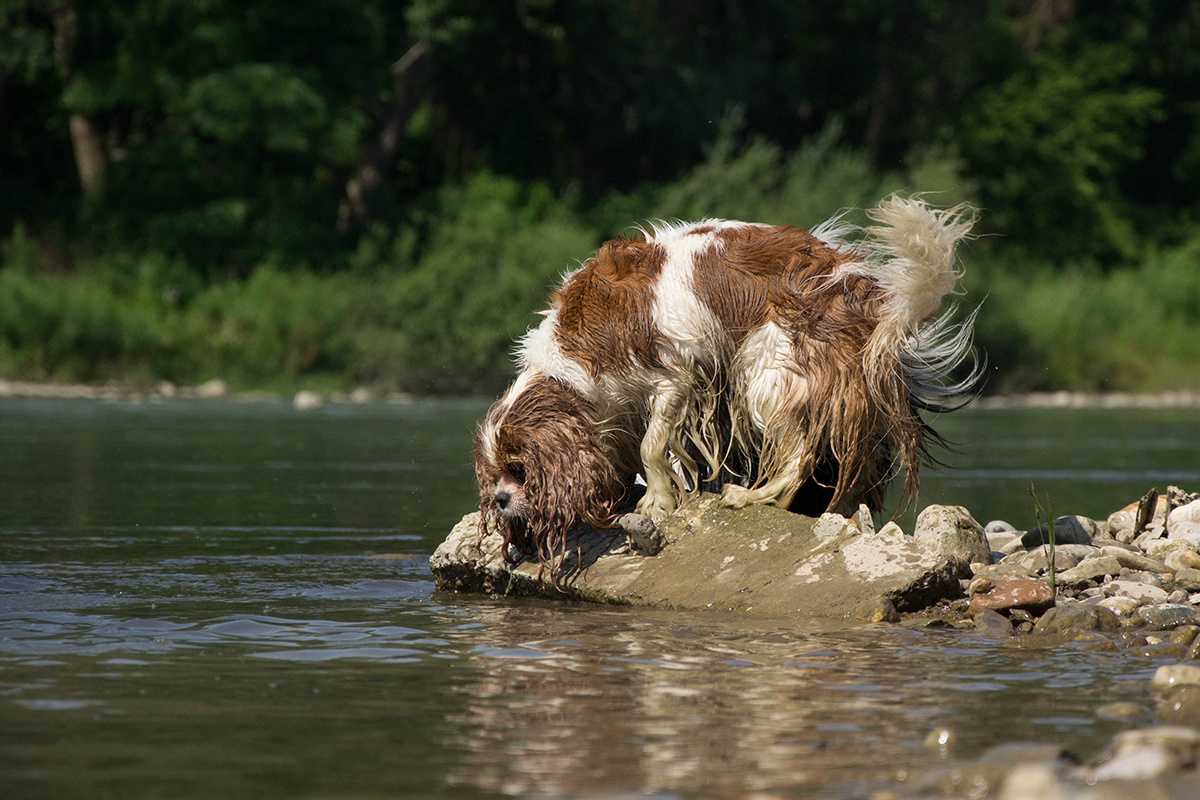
[1021,515,1098,548]
[972,608,1014,637]
[968,575,1055,616]
[851,503,875,534]
[431,495,972,617]
[1171,626,1200,647]
[1095,702,1153,724]
[913,504,992,565]
[1156,685,1200,728]
[985,520,1018,534]
[852,595,900,623]
[293,390,323,410]
[1099,546,1170,573]
[1165,549,1200,572]
[1168,498,1200,528]
[1106,507,1138,542]
[1107,580,1170,605]
[1150,663,1200,691]
[1106,726,1200,770]
[1167,521,1200,547]
[1055,555,1122,587]
[1032,602,1120,635]
[1175,567,1200,592]
[1095,595,1139,618]
[619,513,665,555]
[1002,545,1082,574]
[194,378,229,398]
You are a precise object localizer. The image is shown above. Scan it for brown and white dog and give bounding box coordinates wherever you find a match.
[473,196,980,571]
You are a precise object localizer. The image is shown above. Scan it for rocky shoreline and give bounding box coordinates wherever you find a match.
[432,486,1200,797]
[1,378,1199,410]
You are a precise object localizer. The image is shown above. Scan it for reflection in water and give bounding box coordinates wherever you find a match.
[434,603,1144,798]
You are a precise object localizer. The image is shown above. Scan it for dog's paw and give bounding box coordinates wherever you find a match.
[720,483,753,509]
[634,492,675,524]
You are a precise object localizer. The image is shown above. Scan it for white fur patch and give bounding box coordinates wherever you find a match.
[647,225,729,370]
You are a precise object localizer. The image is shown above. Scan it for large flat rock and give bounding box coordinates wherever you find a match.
[431,495,972,618]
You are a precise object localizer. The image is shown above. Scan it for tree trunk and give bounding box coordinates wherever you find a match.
[53,3,107,195]
[337,41,434,234]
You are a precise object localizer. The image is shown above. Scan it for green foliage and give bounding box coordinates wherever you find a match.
[963,44,1162,261]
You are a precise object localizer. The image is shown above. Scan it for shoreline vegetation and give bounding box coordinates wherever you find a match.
[4,154,1200,400]
[2,376,1200,411]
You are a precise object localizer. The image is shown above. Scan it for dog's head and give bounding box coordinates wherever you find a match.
[473,377,622,572]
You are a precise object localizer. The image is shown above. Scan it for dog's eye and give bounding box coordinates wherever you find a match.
[506,463,526,484]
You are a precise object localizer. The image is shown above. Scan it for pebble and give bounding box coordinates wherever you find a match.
[1165,549,1200,571]
[1106,580,1170,604]
[972,608,1014,637]
[1150,663,1200,690]
[1021,515,1099,548]
[293,390,323,410]
[1175,567,1200,592]
[1100,545,1170,573]
[1156,685,1200,728]
[967,575,1055,616]
[1137,603,1200,630]
[1055,555,1121,586]
[1093,594,1139,617]
[1032,603,1120,634]
[1094,701,1153,723]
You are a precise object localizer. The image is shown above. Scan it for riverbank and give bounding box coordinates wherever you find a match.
[3,378,1200,410]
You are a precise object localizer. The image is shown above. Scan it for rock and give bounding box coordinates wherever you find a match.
[852,595,900,623]
[1138,603,1200,630]
[972,608,1014,637]
[1107,580,1170,605]
[851,503,875,534]
[348,387,376,404]
[1175,567,1200,592]
[812,512,855,539]
[1156,685,1200,728]
[914,504,992,565]
[1165,549,1200,572]
[430,495,971,617]
[194,378,229,399]
[972,562,1035,581]
[1168,521,1200,548]
[968,575,1055,616]
[1095,595,1140,618]
[1032,602,1120,635]
[1169,498,1200,528]
[1171,626,1200,647]
[1152,664,1200,692]
[293,390,323,410]
[986,519,1019,534]
[1055,555,1122,587]
[1104,726,1200,771]
[1021,515,1098,548]
[1100,546,1170,573]
[1106,507,1139,542]
[619,513,665,555]
[1095,702,1153,724]
[1002,544,1086,575]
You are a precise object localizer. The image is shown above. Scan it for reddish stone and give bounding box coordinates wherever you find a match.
[967,575,1055,616]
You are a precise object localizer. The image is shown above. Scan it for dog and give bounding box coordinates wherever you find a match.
[473,195,980,573]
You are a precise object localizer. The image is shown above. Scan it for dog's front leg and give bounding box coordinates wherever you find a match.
[635,379,689,523]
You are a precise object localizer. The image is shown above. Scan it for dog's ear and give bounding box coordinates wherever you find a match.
[521,416,622,572]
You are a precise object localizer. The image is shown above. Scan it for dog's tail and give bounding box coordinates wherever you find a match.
[850,195,982,413]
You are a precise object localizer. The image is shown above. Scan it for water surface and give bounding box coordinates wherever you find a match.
[1,399,1197,798]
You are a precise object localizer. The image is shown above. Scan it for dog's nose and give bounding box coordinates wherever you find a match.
[494,489,511,510]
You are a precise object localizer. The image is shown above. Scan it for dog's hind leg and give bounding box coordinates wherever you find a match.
[721,322,812,510]
[634,378,691,523]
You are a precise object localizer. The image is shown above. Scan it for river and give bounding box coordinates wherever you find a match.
[1,398,1198,798]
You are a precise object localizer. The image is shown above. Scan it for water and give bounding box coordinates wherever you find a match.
[1,398,1198,798]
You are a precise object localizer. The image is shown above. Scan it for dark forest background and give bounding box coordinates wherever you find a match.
[2,0,1199,394]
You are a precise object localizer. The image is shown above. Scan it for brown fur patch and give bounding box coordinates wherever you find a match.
[553,238,665,378]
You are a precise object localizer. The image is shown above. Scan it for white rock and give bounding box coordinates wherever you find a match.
[1168,499,1200,527]
[1106,580,1169,605]
[914,505,991,564]
[1151,664,1200,690]
[1096,595,1139,617]
[1090,746,1175,781]
[813,513,855,539]
[1167,521,1200,547]
[195,378,229,398]
[293,390,324,410]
